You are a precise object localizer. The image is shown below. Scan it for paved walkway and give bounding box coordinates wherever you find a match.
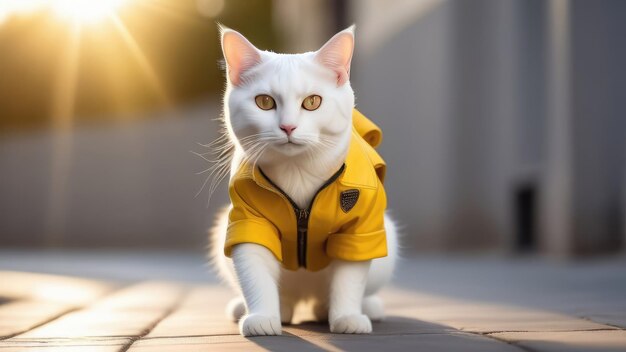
[0,251,625,351]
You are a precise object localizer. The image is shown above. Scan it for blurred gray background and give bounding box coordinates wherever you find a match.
[1,0,625,257]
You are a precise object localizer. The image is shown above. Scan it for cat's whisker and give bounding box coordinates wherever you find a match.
[318,141,339,151]
[201,159,231,189]
[196,168,213,175]
[238,142,266,167]
[202,152,236,201]
[194,121,236,203]
[191,151,229,164]
[207,165,233,202]
[303,146,318,165]
[196,170,214,199]
[203,144,232,153]
[249,143,269,175]
[238,132,276,142]
[198,132,230,149]
[191,151,213,162]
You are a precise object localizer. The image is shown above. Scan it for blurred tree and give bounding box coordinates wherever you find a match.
[0,0,279,134]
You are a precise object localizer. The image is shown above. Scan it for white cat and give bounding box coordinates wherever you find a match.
[208,25,398,336]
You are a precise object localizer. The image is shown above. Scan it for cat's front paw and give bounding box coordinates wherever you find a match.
[330,314,372,334]
[239,313,282,336]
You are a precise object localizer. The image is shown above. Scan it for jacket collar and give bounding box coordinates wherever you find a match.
[231,128,384,191]
[337,129,383,189]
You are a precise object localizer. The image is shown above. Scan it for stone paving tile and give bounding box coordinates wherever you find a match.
[11,282,185,339]
[0,271,113,305]
[148,309,455,339]
[382,287,620,334]
[3,255,626,351]
[0,301,74,338]
[14,309,176,339]
[0,271,116,339]
[89,282,185,311]
[491,330,626,352]
[284,317,456,337]
[0,337,130,352]
[145,286,237,338]
[381,287,457,310]
[147,309,241,338]
[394,300,616,333]
[583,314,626,329]
[146,286,457,339]
[128,332,524,352]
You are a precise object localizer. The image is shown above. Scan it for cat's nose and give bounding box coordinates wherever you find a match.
[279,124,297,136]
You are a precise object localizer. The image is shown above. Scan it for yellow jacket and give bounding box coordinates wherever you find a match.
[224,109,387,271]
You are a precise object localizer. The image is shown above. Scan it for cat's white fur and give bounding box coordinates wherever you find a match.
[209,25,398,336]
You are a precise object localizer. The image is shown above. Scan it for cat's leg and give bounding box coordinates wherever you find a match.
[362,295,385,321]
[208,206,249,324]
[328,260,372,334]
[279,296,295,324]
[225,296,246,322]
[231,243,282,336]
[361,213,399,322]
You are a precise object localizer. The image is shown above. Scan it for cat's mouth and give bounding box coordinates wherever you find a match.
[272,139,307,154]
[279,138,304,146]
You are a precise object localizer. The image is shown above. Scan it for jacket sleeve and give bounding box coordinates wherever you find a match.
[326,185,388,261]
[224,183,283,261]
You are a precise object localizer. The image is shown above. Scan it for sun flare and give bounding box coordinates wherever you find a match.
[52,0,126,23]
[0,0,128,25]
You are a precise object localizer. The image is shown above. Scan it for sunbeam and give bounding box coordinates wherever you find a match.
[109,13,172,108]
[0,0,129,25]
[44,22,81,246]
[52,0,126,24]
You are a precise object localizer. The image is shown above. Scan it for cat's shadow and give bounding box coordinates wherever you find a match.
[245,316,456,352]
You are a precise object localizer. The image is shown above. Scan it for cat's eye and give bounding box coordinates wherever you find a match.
[302,95,322,111]
[255,95,276,110]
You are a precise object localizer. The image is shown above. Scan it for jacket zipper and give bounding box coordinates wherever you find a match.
[259,164,345,269]
[296,208,309,268]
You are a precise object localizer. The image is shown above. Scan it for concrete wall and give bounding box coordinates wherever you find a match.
[563,0,626,254]
[0,103,227,249]
[351,0,549,252]
[352,0,625,254]
[350,0,454,251]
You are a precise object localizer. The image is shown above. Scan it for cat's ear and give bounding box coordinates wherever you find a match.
[220,25,261,86]
[315,25,355,86]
